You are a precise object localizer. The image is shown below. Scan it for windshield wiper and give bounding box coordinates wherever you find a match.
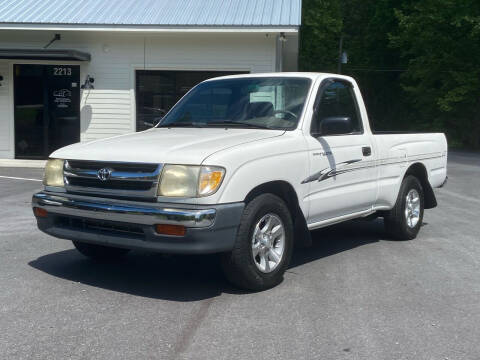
[158,122,206,128]
[207,121,271,129]
[159,121,274,129]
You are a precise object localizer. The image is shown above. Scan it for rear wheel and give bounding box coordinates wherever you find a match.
[384,175,424,240]
[72,241,130,261]
[221,193,294,291]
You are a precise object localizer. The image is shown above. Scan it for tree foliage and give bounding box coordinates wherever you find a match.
[300,0,480,149]
[391,0,480,148]
[299,0,342,73]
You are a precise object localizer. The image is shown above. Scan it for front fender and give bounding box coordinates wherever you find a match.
[203,132,310,215]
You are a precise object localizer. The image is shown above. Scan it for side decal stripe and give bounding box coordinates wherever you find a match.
[302,152,445,184]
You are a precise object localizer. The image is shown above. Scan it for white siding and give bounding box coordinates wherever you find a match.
[79,89,133,140]
[0,30,279,156]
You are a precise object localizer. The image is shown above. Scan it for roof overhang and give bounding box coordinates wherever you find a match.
[0,48,91,61]
[0,23,299,33]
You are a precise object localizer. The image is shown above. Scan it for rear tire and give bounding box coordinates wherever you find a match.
[384,175,424,240]
[72,241,130,261]
[221,193,294,291]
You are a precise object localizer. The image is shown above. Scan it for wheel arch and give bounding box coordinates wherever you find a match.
[405,162,437,209]
[244,180,311,247]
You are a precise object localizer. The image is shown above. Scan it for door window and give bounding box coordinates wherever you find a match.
[311,80,362,136]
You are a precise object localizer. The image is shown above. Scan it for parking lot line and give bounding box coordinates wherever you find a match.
[0,175,42,182]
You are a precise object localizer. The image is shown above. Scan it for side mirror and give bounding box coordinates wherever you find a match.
[320,116,353,136]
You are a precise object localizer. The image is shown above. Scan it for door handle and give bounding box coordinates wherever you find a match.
[362,146,372,156]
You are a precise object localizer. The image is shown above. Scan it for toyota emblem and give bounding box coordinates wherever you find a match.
[97,167,113,181]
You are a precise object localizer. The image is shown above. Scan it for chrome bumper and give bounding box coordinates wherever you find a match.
[32,191,244,254]
[32,192,215,228]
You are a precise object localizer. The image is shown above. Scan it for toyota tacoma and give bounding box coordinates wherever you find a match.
[32,73,448,290]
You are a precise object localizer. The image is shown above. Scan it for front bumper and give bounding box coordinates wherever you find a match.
[32,191,244,254]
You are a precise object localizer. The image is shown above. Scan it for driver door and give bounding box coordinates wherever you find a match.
[304,79,377,225]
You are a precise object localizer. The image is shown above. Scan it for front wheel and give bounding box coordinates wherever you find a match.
[384,175,424,240]
[72,241,130,261]
[221,194,294,291]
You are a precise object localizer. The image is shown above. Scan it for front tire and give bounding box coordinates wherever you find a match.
[72,241,130,261]
[384,175,424,240]
[221,194,294,291]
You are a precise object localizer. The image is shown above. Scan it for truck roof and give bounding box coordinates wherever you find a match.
[203,72,355,83]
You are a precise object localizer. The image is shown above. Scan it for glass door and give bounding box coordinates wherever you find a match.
[45,65,80,153]
[14,64,46,158]
[14,64,80,159]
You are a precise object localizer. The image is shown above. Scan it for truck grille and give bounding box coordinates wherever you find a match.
[56,216,145,240]
[64,160,162,200]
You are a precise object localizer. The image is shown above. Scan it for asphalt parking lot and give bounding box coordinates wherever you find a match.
[0,151,479,360]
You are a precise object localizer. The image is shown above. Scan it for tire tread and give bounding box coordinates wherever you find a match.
[384,175,424,240]
[221,193,293,291]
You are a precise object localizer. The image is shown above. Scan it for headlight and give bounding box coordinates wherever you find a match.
[43,159,65,187]
[157,165,225,197]
[158,165,199,197]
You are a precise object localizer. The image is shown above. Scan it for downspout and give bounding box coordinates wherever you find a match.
[277,32,286,72]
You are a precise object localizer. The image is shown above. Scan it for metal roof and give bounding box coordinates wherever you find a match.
[0,0,302,28]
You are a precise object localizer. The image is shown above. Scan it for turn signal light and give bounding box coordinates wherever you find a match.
[155,224,186,236]
[33,207,48,218]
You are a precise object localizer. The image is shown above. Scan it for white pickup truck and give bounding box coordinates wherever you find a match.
[32,73,447,290]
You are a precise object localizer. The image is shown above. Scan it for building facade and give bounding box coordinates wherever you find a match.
[0,0,301,159]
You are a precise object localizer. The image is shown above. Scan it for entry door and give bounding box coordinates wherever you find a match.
[14,64,80,159]
[304,79,377,225]
[14,65,45,158]
[45,65,80,153]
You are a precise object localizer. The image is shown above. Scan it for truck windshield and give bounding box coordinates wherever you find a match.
[157,77,312,130]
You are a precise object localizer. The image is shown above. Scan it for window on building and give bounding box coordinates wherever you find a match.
[135,70,247,131]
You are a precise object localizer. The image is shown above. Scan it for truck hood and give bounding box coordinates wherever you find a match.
[51,128,285,164]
